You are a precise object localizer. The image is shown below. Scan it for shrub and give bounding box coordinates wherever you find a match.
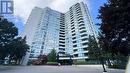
[38,55,48,64]
[46,62,58,65]
[74,60,87,65]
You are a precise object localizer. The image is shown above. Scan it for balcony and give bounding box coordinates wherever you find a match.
[82,42,88,46]
[80,30,86,34]
[72,33,76,36]
[73,49,78,52]
[59,48,65,50]
[79,24,85,27]
[59,41,65,43]
[82,47,88,51]
[81,38,88,42]
[73,44,77,48]
[80,34,87,37]
[82,45,88,48]
[73,47,78,50]
[73,56,89,59]
[59,50,65,53]
[79,27,86,30]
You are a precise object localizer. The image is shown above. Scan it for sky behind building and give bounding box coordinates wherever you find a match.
[5,0,107,35]
[21,2,98,65]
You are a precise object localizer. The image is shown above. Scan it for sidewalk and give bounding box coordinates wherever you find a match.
[75,65,125,73]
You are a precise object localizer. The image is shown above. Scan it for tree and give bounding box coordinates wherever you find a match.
[48,49,57,62]
[98,0,130,68]
[0,17,29,64]
[0,18,18,60]
[98,0,130,56]
[88,35,107,72]
[9,37,29,64]
[88,35,100,60]
[38,54,48,64]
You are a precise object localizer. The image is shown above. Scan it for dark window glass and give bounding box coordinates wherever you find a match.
[81,38,88,41]
[80,30,86,33]
[72,37,76,40]
[82,42,88,46]
[73,41,77,43]
[81,34,87,37]
[73,45,77,47]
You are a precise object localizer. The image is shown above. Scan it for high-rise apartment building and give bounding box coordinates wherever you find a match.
[65,2,97,60]
[22,2,97,65]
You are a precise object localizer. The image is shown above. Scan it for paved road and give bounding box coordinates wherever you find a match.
[0,65,125,73]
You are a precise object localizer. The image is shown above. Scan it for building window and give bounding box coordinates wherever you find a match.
[84,53,88,56]
[59,48,65,50]
[76,10,81,13]
[59,38,65,40]
[72,33,76,36]
[59,45,65,47]
[30,54,34,58]
[59,35,65,37]
[73,41,77,43]
[71,24,74,27]
[83,47,88,51]
[59,52,65,54]
[77,15,83,18]
[71,27,75,30]
[60,25,65,27]
[81,34,87,37]
[81,38,88,41]
[60,32,65,35]
[74,54,78,57]
[78,18,83,21]
[71,30,75,33]
[79,24,85,27]
[59,41,65,43]
[80,30,86,33]
[77,13,82,17]
[73,49,78,52]
[71,21,74,24]
[70,16,74,19]
[31,49,35,53]
[82,42,88,46]
[60,30,65,32]
[73,45,77,47]
[72,37,76,40]
[79,27,86,30]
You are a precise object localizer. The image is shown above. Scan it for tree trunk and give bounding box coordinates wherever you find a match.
[8,58,11,64]
[100,57,107,72]
[107,58,111,67]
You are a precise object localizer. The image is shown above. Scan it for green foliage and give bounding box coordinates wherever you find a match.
[9,37,29,64]
[74,60,87,65]
[0,18,29,64]
[47,49,57,62]
[108,54,128,69]
[46,62,58,65]
[98,0,130,69]
[31,60,41,65]
[88,35,101,59]
[98,0,130,56]
[0,19,18,60]
[38,54,48,64]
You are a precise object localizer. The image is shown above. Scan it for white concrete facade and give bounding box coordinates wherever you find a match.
[65,2,97,60]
